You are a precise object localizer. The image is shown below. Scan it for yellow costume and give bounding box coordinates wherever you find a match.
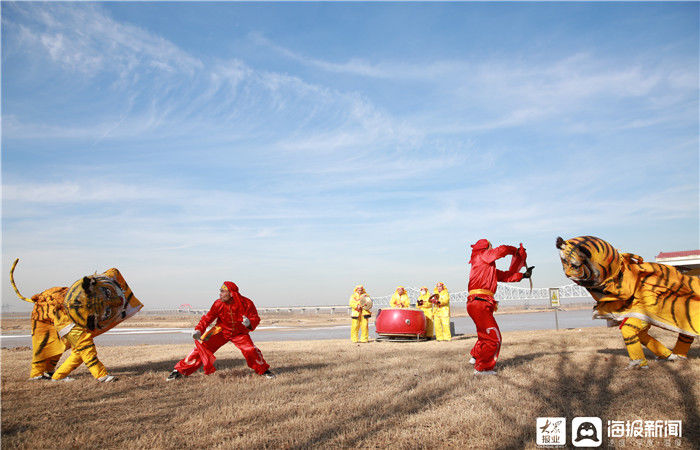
[416,287,434,338]
[390,287,410,308]
[10,259,67,379]
[557,236,698,368]
[433,282,451,341]
[349,285,371,343]
[620,317,693,362]
[51,268,142,380]
[51,326,108,379]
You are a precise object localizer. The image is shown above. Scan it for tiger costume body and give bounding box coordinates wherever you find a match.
[10,259,143,380]
[556,236,699,368]
[10,259,68,379]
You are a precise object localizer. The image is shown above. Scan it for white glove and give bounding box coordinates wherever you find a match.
[192,330,201,340]
[242,316,251,328]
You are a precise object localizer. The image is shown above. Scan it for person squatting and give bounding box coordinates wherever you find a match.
[167,281,275,380]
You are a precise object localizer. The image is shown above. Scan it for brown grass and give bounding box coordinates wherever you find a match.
[2,327,698,449]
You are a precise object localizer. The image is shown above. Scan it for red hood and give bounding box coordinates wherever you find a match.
[469,239,491,263]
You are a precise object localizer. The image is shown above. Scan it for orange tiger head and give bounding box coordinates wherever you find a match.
[64,275,127,331]
[556,236,621,288]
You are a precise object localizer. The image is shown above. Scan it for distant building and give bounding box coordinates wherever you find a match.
[656,250,700,276]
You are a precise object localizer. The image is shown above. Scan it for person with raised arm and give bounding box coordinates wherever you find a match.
[467,239,533,375]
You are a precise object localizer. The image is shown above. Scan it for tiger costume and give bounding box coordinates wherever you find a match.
[10,259,67,379]
[556,236,699,369]
[10,259,143,380]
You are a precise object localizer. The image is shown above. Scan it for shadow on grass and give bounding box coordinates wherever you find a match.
[1,423,30,437]
[291,345,551,447]
[496,351,553,370]
[598,344,700,359]
[113,354,252,376]
[661,364,699,446]
[296,376,463,448]
[596,347,663,358]
[113,354,331,380]
[451,333,476,341]
[272,361,330,375]
[487,341,619,450]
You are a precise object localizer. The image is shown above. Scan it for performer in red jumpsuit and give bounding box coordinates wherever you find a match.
[166,281,275,380]
[467,239,533,374]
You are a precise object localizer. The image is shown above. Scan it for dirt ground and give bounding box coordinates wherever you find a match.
[1,327,697,449]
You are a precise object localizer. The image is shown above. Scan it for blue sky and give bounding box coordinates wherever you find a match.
[2,2,698,310]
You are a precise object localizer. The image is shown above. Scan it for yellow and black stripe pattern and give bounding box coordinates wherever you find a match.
[9,258,68,377]
[56,268,143,336]
[64,275,125,331]
[28,287,68,324]
[556,236,621,288]
[62,268,142,336]
[557,235,699,336]
[51,326,108,380]
[621,320,642,347]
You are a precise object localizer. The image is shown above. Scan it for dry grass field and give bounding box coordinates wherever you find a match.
[2,327,698,449]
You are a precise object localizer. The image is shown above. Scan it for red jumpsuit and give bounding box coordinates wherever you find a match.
[467,240,527,372]
[174,283,270,376]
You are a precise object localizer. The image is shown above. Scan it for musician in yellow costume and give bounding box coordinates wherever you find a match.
[557,236,698,369]
[349,285,372,343]
[390,286,410,308]
[10,259,142,381]
[433,282,451,341]
[416,286,434,338]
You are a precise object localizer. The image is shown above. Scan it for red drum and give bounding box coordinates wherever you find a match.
[375,308,426,337]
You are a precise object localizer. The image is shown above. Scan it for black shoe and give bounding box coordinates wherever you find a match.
[523,266,535,279]
[166,370,182,381]
[262,370,276,379]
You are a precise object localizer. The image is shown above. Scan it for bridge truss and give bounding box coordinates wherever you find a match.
[370,283,591,308]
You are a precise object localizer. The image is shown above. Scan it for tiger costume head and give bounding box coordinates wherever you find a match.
[556,236,621,288]
[64,274,127,331]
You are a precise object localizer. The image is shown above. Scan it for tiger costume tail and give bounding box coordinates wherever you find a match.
[10,258,33,303]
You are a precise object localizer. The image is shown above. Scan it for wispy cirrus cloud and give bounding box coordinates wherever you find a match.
[6,3,695,160]
[255,33,697,133]
[4,4,395,148]
[7,3,202,77]
[3,4,697,307]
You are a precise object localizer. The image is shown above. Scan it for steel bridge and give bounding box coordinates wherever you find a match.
[370,283,591,309]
